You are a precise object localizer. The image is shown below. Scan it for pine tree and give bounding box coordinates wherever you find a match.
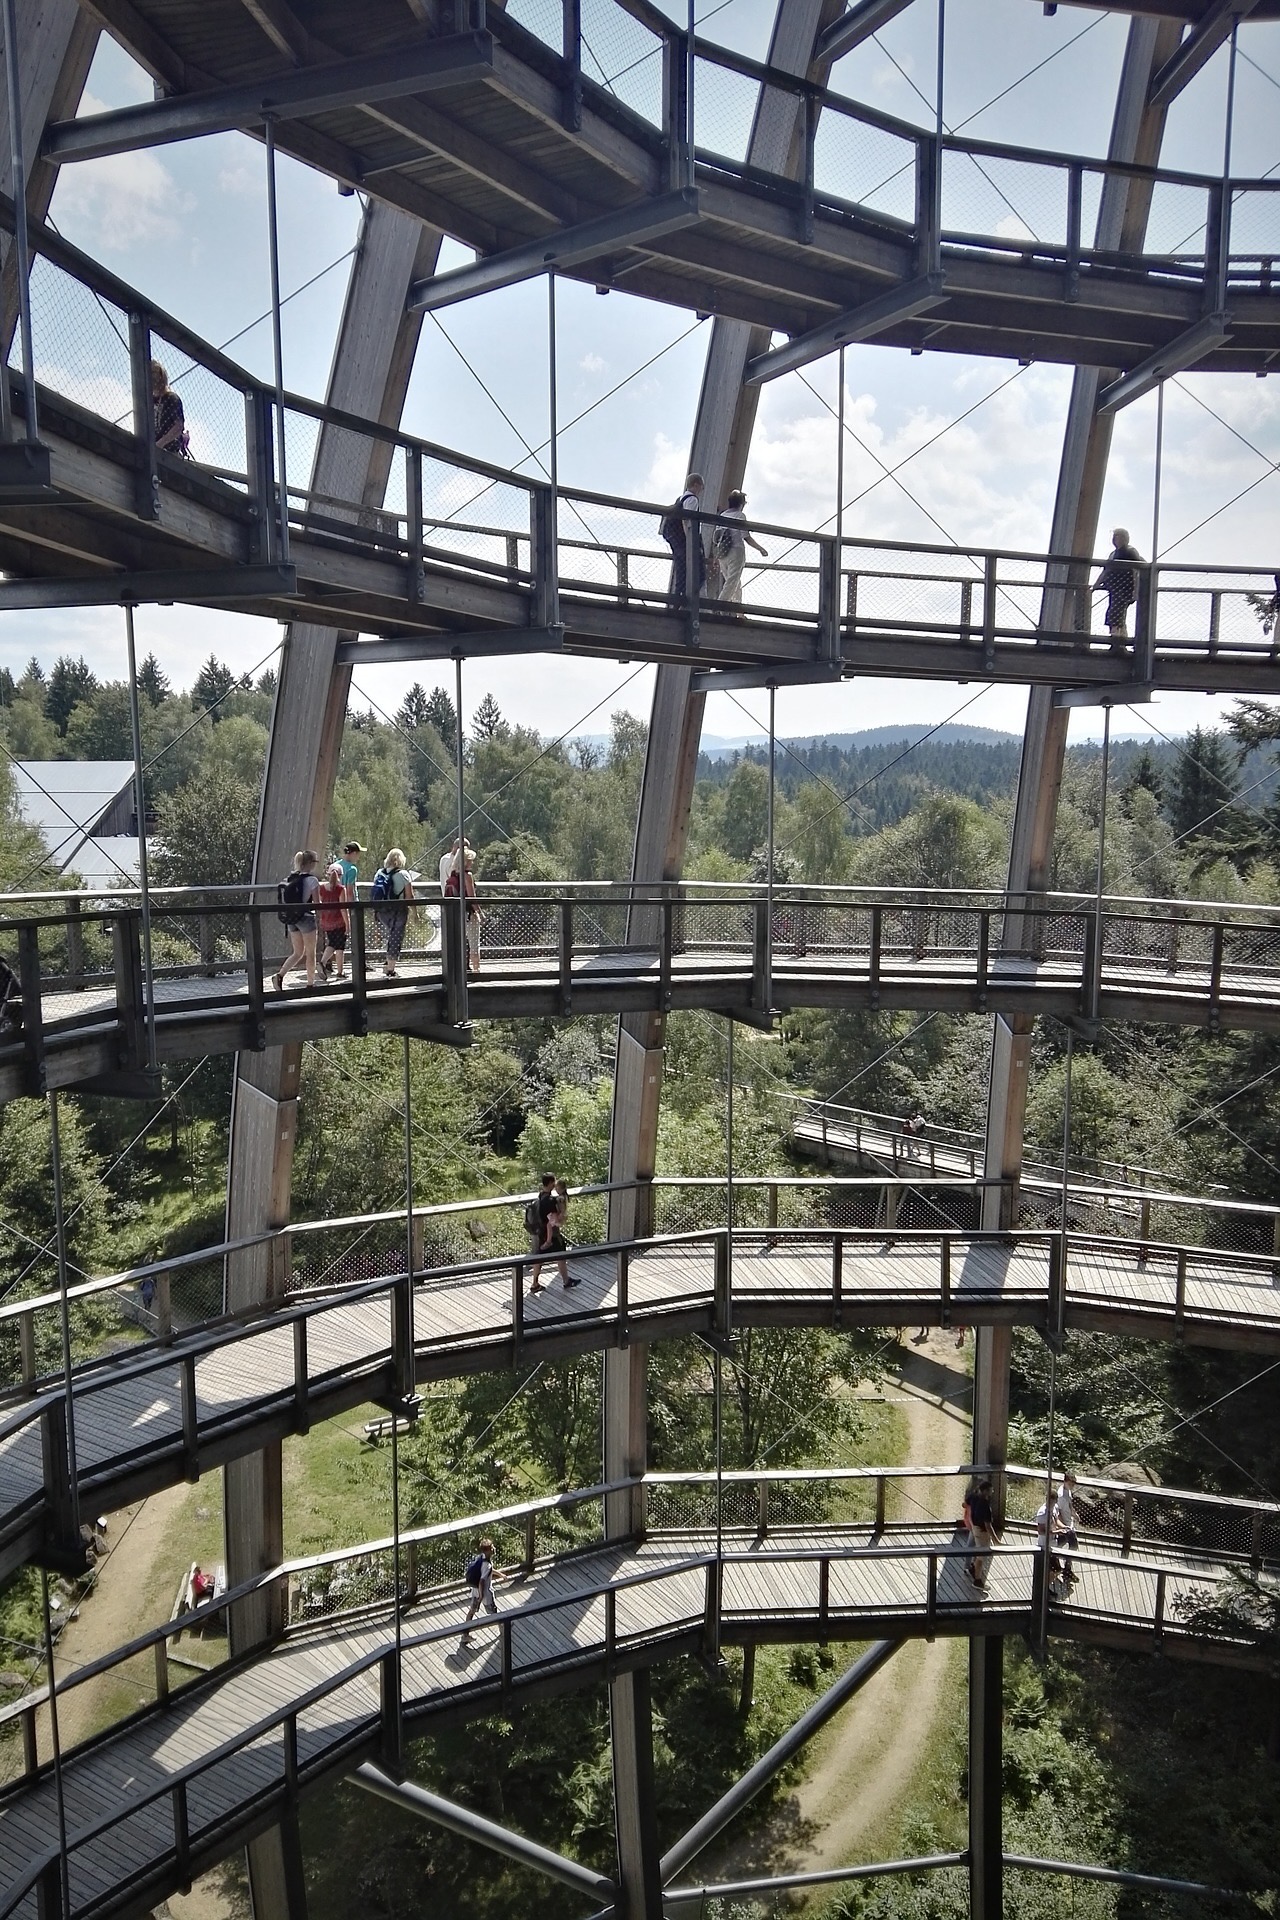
[191,655,237,718]
[1124,744,1163,807]
[398,683,431,730]
[137,653,170,707]
[1168,728,1239,842]
[424,686,457,742]
[471,692,505,741]
[44,655,97,735]
[0,666,13,708]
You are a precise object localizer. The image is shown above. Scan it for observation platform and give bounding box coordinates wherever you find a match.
[0,1463,1276,1920]
[40,0,1280,376]
[4,886,1280,1101]
[1,218,1278,690]
[3,1221,1280,1581]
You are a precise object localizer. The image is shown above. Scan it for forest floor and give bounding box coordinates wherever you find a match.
[695,1331,974,1903]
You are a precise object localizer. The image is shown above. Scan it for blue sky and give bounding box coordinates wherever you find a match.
[4,0,1279,759]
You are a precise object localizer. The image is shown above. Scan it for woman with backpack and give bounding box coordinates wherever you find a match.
[272,849,319,992]
[374,847,414,977]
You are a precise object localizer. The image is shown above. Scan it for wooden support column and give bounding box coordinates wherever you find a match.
[970,26,1182,1920]
[603,5,844,1913]
[224,197,442,1920]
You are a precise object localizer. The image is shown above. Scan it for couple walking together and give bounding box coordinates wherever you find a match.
[663,473,767,604]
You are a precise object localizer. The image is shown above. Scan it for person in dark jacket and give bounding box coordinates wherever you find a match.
[1095,527,1145,651]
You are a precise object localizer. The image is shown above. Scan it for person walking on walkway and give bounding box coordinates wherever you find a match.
[462,1536,498,1631]
[1095,528,1145,651]
[1038,1470,1080,1588]
[445,844,483,973]
[525,1173,557,1294]
[529,1176,571,1291]
[662,472,705,602]
[317,862,350,981]
[966,1476,998,1589]
[713,489,767,607]
[336,841,364,892]
[273,849,319,991]
[376,847,414,977]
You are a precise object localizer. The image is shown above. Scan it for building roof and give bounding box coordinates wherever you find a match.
[59,836,141,888]
[12,761,135,866]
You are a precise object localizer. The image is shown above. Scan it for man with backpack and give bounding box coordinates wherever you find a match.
[272,850,319,992]
[661,471,705,603]
[461,1535,498,1632]
[524,1172,559,1294]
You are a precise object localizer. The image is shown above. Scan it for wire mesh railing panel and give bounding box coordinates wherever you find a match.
[736,548,821,620]
[419,461,531,576]
[581,0,663,122]
[813,106,916,223]
[799,901,873,960]
[1004,1472,1280,1567]
[157,343,246,478]
[571,896,632,952]
[841,554,985,635]
[291,1221,407,1294]
[1143,178,1212,263]
[877,905,984,965]
[558,493,675,603]
[502,0,560,52]
[1156,580,1280,655]
[942,149,1065,248]
[290,1544,400,1624]
[1227,185,1280,261]
[23,255,132,424]
[481,897,559,961]
[677,896,754,956]
[693,57,763,166]
[1224,920,1280,980]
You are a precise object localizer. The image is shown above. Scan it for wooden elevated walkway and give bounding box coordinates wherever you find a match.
[0,214,1277,693]
[5,885,1280,1099]
[0,1483,1275,1920]
[2,1226,1278,1581]
[40,0,1280,375]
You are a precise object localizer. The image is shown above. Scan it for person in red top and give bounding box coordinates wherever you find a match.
[317,862,350,981]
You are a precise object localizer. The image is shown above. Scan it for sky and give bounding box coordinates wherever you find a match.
[3,0,1279,764]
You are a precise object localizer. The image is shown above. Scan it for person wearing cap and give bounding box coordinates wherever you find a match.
[713,488,767,608]
[336,841,364,894]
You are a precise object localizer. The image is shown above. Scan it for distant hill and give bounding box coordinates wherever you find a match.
[697,723,1021,759]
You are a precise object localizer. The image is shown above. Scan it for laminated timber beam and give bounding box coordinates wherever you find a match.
[1096,310,1231,412]
[406,188,702,311]
[41,31,494,163]
[1149,0,1262,106]
[815,0,915,62]
[744,272,947,384]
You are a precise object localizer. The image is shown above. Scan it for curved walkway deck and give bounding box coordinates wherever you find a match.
[3,1226,1279,1580]
[6,887,1280,1099]
[1,1483,1274,1920]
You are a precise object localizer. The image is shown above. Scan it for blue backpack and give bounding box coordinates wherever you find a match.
[465,1553,485,1588]
[370,868,391,904]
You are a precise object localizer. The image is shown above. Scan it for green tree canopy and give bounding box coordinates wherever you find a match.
[151,764,259,888]
[44,655,97,735]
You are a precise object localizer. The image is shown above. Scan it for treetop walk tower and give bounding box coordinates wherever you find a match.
[1,0,1279,1914]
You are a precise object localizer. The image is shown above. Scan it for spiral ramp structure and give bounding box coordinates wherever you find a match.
[1,0,1280,1914]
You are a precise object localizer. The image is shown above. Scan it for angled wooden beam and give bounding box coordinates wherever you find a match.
[744,272,946,383]
[41,32,494,162]
[1149,0,1262,106]
[816,0,915,62]
[362,94,581,224]
[407,187,701,309]
[1096,310,1230,412]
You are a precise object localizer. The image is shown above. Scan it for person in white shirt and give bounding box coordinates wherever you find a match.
[439,838,471,892]
[663,471,705,601]
[1036,1471,1079,1587]
[462,1535,497,1631]
[713,488,768,605]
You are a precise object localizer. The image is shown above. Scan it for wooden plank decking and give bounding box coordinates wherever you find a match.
[1,1233,1277,1580]
[0,1519,1265,1920]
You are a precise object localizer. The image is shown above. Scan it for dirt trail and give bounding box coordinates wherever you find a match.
[699,1333,973,1893]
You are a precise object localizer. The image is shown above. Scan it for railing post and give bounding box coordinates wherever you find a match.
[663,27,692,190]
[17,921,46,1095]
[868,905,882,1009]
[982,553,997,667]
[818,1556,830,1641]
[751,900,769,1012]
[1121,1489,1134,1558]
[1139,1196,1151,1260]
[818,534,841,664]
[1208,921,1225,1025]
[40,1398,77,1554]
[524,1508,537,1574]
[925,1551,937,1635]
[756,1479,768,1539]
[181,1352,199,1480]
[605,1583,617,1675]
[659,896,673,1011]
[914,132,941,276]
[976,909,989,1009]
[154,1633,170,1703]
[617,547,630,605]
[245,386,277,565]
[442,897,469,1027]
[128,312,160,521]
[940,1235,951,1328]
[831,1232,843,1326]
[391,1273,413,1401]
[1204,179,1229,313]
[65,896,84,986]
[1080,908,1100,1017]
[348,901,368,1035]
[558,899,574,1014]
[561,0,583,130]
[767,1182,778,1231]
[616,1246,629,1349]
[405,445,425,606]
[156,1269,173,1344]
[36,1862,64,1920]
[799,89,816,243]
[512,1262,525,1363]
[1065,161,1082,299]
[500,1615,513,1698]
[380,1648,404,1779]
[1133,562,1155,682]
[172,1779,191,1885]
[293,1317,309,1435]
[245,909,267,1050]
[1174,1248,1187,1336]
[714,1229,731,1337]
[1153,1568,1167,1648]
[874,1474,886,1536]
[19,1311,36,1393]
[530,483,559,629]
[21,1705,37,1775]
[112,911,146,1072]
[1047,1235,1066,1348]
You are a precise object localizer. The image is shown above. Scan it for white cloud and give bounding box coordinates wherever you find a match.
[579,351,606,374]
[217,164,263,199]
[56,138,193,253]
